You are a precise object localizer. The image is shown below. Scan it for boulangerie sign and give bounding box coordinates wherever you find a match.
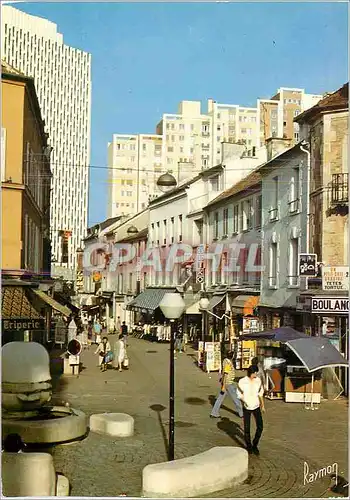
[311,297,349,314]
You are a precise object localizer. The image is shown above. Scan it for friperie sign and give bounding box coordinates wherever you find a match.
[322,266,349,291]
[311,297,349,314]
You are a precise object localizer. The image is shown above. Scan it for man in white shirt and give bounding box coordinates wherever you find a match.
[238,364,265,455]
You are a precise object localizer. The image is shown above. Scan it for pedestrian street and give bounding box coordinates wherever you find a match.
[48,336,348,498]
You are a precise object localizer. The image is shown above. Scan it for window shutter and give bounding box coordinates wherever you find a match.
[277,239,281,288]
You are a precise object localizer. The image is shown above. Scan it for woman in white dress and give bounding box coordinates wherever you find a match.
[113,334,126,372]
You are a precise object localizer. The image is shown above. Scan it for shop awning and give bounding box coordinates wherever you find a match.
[185,301,201,315]
[208,294,226,310]
[2,286,42,320]
[32,289,72,317]
[127,288,176,312]
[231,295,259,315]
[239,326,308,342]
[285,337,349,372]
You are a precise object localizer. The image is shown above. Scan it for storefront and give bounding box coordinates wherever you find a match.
[204,289,227,342]
[126,287,177,325]
[230,294,260,369]
[2,283,46,345]
[297,290,349,395]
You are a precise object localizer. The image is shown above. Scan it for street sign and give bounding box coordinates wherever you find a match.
[299,253,317,277]
[311,297,349,314]
[322,266,349,291]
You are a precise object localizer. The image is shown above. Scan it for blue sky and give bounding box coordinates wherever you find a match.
[16,2,348,226]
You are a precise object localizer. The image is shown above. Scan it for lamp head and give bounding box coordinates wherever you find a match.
[199,297,210,311]
[159,293,185,319]
[156,172,177,193]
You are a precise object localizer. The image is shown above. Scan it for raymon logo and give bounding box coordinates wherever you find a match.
[83,241,265,275]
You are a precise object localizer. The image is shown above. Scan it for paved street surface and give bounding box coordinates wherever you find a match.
[49,336,348,498]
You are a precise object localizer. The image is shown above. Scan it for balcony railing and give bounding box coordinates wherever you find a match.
[331,173,348,205]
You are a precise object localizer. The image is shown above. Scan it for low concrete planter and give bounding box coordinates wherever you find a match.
[2,406,88,444]
[142,446,248,498]
[89,412,134,437]
[2,452,69,497]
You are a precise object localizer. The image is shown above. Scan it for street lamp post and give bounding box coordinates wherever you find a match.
[159,292,186,461]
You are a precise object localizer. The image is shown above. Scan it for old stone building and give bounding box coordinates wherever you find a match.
[296,83,348,267]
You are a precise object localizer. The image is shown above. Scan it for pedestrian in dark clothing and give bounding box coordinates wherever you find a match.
[121,321,128,346]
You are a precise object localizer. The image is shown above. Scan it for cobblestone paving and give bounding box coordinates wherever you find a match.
[49,337,348,498]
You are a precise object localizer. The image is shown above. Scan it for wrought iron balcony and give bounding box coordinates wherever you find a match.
[328,173,348,216]
[331,173,348,204]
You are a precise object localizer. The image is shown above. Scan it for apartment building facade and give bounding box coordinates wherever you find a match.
[294,83,348,355]
[1,61,51,276]
[2,6,91,273]
[107,134,163,218]
[156,100,213,174]
[257,87,322,147]
[207,99,259,165]
[258,142,308,331]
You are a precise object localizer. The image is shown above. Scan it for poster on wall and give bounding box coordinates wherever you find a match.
[242,317,260,334]
[272,315,281,329]
[204,342,221,372]
[322,266,349,291]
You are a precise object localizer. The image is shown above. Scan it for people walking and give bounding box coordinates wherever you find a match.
[95,336,111,372]
[174,327,183,353]
[251,357,267,391]
[121,321,128,346]
[113,334,126,372]
[237,364,265,455]
[93,319,102,345]
[115,316,121,335]
[210,351,243,419]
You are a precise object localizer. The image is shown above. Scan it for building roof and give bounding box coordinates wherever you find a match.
[2,60,48,145]
[205,169,261,208]
[295,83,348,123]
[1,61,26,77]
[2,286,42,320]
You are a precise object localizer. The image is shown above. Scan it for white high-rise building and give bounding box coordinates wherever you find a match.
[156,100,212,178]
[107,134,163,218]
[1,5,91,273]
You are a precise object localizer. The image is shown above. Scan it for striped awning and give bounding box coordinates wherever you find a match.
[231,295,259,315]
[32,289,72,317]
[208,294,226,310]
[127,288,176,312]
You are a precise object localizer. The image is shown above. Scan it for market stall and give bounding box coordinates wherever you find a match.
[238,328,348,405]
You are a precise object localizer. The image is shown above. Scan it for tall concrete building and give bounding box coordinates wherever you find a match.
[107,134,163,218]
[207,100,258,166]
[257,87,322,147]
[156,100,212,177]
[1,6,91,275]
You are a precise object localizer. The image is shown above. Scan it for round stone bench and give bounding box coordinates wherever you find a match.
[89,412,134,437]
[2,452,69,497]
[142,446,248,498]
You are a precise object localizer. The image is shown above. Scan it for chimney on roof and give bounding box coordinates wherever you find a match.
[266,137,293,161]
